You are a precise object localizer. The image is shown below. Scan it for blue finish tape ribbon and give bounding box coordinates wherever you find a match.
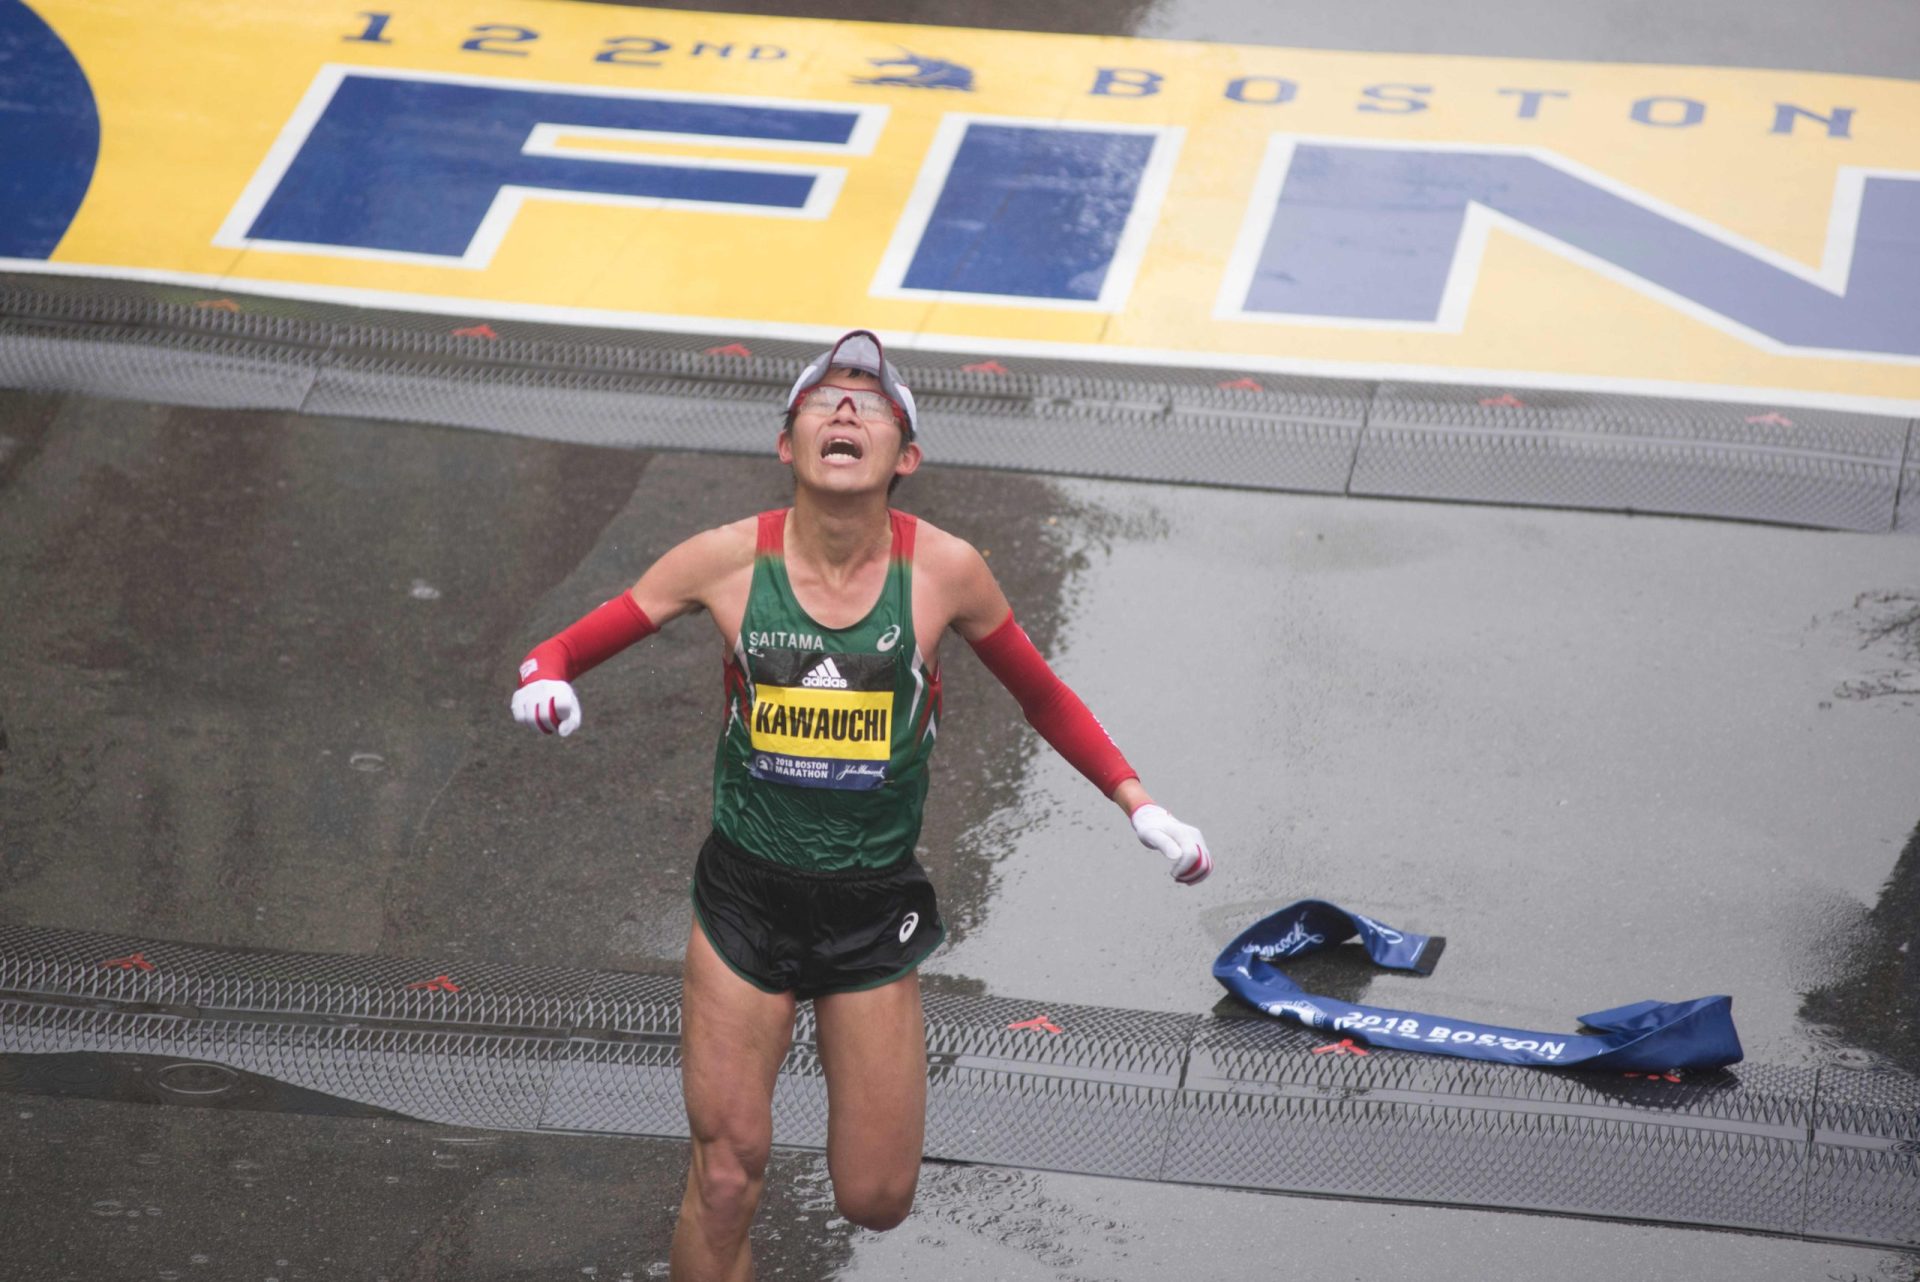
[1214,900,1743,1072]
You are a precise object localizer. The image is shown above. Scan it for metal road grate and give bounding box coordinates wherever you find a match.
[0,275,1910,532]
[1352,383,1910,531]
[2,923,1916,1248]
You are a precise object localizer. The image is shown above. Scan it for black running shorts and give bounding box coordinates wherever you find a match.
[691,828,945,1000]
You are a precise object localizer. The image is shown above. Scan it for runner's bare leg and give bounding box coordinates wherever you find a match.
[671,923,797,1282]
[812,972,928,1229]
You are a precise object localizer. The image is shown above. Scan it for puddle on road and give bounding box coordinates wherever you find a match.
[902,1164,1139,1274]
[1799,817,1920,1074]
[0,1050,405,1122]
[1829,590,1920,705]
[838,1154,1920,1282]
[929,479,1920,1088]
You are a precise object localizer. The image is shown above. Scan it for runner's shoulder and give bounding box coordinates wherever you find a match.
[641,516,758,598]
[671,516,759,570]
[905,515,990,585]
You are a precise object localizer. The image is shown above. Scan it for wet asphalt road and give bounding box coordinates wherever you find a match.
[930,481,1920,1072]
[2,390,1917,1280]
[8,1091,1920,1282]
[0,395,1082,974]
[5,393,1915,1066]
[4,0,1920,1278]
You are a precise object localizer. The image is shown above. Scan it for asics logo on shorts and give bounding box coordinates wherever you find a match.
[800,657,850,689]
[898,911,920,943]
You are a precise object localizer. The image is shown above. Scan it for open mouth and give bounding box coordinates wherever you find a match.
[821,436,864,461]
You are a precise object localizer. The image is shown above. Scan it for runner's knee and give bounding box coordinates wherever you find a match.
[691,1134,771,1219]
[834,1172,916,1231]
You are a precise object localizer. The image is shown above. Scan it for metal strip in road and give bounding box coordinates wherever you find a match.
[1,923,1914,1249]
[0,278,1911,533]
[1899,422,1920,531]
[1354,382,1911,533]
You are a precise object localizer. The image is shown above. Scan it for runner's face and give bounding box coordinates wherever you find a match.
[780,367,919,493]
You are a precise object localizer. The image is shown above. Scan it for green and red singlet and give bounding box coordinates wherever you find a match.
[712,509,940,871]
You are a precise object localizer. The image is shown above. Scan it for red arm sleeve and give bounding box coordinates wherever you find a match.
[967,610,1137,796]
[518,593,658,685]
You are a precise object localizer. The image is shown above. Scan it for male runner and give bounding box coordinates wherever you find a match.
[510,330,1212,1281]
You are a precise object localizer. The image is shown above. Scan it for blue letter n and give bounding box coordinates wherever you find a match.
[1229,141,1920,359]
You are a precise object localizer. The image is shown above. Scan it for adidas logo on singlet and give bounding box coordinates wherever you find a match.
[800,657,850,689]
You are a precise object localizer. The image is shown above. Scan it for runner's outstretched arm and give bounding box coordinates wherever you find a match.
[942,538,1213,885]
[510,594,656,736]
[509,525,743,737]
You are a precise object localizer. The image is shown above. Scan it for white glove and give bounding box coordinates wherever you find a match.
[1130,804,1213,885]
[511,679,582,737]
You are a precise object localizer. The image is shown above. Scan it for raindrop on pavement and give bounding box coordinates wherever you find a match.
[409,580,442,601]
[349,752,386,772]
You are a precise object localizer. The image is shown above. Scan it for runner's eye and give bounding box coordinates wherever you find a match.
[797,386,899,424]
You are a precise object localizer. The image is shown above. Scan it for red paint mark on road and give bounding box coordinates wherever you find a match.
[1217,377,1264,391]
[1745,412,1794,427]
[962,359,1010,375]
[1624,1070,1684,1083]
[99,952,155,972]
[704,342,752,358]
[1311,1038,1370,1056]
[1478,394,1527,408]
[406,975,462,993]
[1006,1014,1062,1035]
[194,298,241,312]
[451,323,498,340]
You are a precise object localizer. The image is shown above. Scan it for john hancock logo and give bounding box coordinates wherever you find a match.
[1246,918,1325,959]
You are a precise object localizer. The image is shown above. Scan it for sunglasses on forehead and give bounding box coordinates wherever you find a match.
[792,383,908,426]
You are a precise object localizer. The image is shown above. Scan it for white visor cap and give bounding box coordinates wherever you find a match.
[786,329,919,438]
